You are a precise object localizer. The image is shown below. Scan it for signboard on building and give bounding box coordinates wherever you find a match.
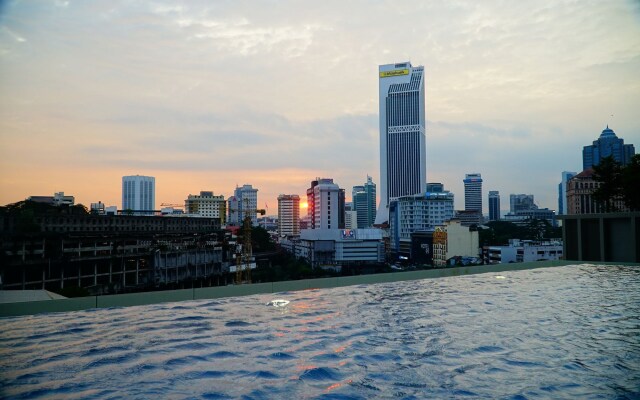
[379,69,409,78]
[433,228,447,245]
[341,229,355,239]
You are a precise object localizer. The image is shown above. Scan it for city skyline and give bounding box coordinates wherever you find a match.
[1,1,640,213]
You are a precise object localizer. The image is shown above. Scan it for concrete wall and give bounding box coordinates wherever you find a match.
[561,213,639,262]
[0,260,583,318]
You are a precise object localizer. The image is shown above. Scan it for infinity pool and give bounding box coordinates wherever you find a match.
[1,264,639,399]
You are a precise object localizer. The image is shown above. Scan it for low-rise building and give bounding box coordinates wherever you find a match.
[280,229,384,268]
[432,219,479,267]
[487,239,563,264]
[28,192,75,207]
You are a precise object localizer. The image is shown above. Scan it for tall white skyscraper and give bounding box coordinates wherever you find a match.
[375,61,426,225]
[122,175,155,215]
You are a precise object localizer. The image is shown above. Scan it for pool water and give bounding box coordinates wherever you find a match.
[1,264,639,399]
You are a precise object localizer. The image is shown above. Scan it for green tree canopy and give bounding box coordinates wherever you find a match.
[620,154,640,211]
[592,155,623,212]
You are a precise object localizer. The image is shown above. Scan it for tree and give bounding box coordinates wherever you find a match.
[592,156,623,212]
[620,154,640,211]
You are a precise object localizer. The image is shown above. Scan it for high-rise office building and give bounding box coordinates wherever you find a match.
[464,173,483,212]
[185,191,226,224]
[277,194,300,237]
[375,61,426,224]
[583,125,635,170]
[352,176,377,229]
[122,175,155,215]
[228,184,258,226]
[558,171,577,215]
[510,194,536,213]
[488,191,500,221]
[306,178,341,230]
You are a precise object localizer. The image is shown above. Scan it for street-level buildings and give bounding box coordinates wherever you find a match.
[388,186,455,257]
[486,239,563,264]
[432,219,480,267]
[277,194,300,237]
[280,229,384,268]
[122,175,155,215]
[376,62,426,225]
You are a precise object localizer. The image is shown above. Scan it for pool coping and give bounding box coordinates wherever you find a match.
[1,260,637,317]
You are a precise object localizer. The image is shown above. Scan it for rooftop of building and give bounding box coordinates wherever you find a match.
[599,125,618,138]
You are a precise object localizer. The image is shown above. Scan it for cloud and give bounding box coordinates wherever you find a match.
[0,0,639,211]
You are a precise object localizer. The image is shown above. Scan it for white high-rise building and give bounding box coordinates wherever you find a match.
[278,194,300,237]
[229,184,258,226]
[375,61,426,225]
[122,175,155,215]
[307,178,341,230]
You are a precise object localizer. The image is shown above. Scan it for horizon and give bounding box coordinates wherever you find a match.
[1,1,639,214]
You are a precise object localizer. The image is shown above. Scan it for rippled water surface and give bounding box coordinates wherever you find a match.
[1,264,639,399]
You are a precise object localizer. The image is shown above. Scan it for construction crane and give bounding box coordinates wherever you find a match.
[231,199,265,284]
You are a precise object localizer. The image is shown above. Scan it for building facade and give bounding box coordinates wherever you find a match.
[487,239,563,264]
[281,229,384,268]
[488,191,500,221]
[352,176,377,229]
[558,171,577,215]
[376,61,426,224]
[432,219,480,267]
[464,173,483,213]
[583,125,635,170]
[185,191,226,224]
[566,169,628,214]
[388,187,454,257]
[307,178,342,230]
[277,194,300,237]
[122,175,155,215]
[28,192,75,207]
[510,194,536,213]
[228,184,258,226]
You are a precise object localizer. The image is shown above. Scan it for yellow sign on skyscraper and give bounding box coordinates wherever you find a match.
[379,69,409,78]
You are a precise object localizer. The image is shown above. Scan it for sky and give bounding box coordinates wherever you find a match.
[1,0,639,215]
